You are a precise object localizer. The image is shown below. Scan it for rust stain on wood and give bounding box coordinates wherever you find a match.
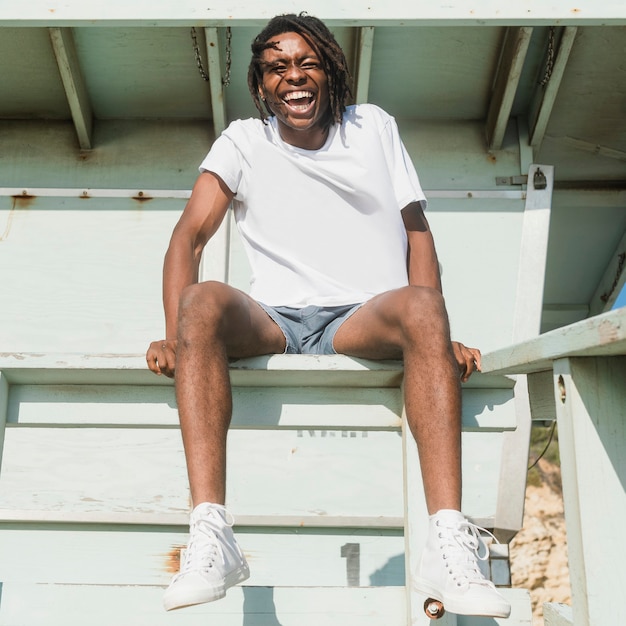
[165,544,186,573]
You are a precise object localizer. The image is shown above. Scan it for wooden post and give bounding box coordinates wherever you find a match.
[554,356,626,626]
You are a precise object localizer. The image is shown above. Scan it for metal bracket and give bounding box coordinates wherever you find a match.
[496,175,528,186]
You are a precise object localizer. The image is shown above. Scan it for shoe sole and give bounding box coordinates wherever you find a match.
[163,563,251,611]
[412,577,511,618]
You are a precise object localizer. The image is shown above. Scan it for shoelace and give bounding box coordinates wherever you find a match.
[436,519,498,589]
[179,506,235,576]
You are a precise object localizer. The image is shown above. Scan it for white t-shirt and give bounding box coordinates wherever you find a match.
[199,103,426,307]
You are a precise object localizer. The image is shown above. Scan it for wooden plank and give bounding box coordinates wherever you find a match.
[1,1,624,26]
[6,384,403,429]
[0,525,404,587]
[589,227,626,316]
[48,27,93,150]
[553,356,626,626]
[482,307,626,375]
[0,426,504,527]
[354,26,375,104]
[0,427,404,520]
[0,583,407,626]
[486,26,533,150]
[5,383,515,431]
[495,164,553,539]
[0,353,404,387]
[529,27,578,150]
[543,603,573,626]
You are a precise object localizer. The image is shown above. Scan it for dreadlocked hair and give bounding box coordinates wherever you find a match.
[247,13,352,127]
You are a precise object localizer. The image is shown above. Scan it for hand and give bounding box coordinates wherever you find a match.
[452,341,481,382]
[146,339,177,378]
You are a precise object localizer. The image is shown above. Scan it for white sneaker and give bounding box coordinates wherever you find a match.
[163,502,250,611]
[413,509,511,618]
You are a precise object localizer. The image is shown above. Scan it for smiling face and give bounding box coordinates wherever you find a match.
[257,31,331,150]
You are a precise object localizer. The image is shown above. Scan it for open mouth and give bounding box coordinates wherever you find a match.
[282,90,315,112]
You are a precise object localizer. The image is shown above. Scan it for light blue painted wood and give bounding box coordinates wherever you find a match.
[0,525,404,587]
[0,583,407,626]
[1,1,623,25]
[5,383,515,430]
[543,603,573,626]
[0,583,533,626]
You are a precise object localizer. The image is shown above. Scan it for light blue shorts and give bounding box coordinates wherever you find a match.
[258,303,363,355]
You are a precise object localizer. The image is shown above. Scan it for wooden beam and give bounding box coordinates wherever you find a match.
[495,164,553,538]
[589,228,626,316]
[486,26,533,150]
[3,2,626,27]
[48,27,93,150]
[354,26,375,104]
[529,26,578,149]
[554,356,626,626]
[204,26,228,137]
[482,306,626,376]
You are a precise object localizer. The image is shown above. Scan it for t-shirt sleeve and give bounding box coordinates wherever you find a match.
[379,111,427,211]
[198,133,242,195]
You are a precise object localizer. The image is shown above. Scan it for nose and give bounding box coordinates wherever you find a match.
[284,62,306,83]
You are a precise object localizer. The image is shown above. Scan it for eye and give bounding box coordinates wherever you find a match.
[301,61,320,70]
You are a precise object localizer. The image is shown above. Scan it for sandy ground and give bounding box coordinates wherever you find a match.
[509,458,571,625]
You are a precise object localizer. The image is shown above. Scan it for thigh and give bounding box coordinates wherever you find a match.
[180,281,287,358]
[332,286,447,359]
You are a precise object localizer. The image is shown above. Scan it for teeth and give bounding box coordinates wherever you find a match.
[283,91,313,102]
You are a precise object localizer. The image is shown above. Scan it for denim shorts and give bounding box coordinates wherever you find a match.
[258,303,363,355]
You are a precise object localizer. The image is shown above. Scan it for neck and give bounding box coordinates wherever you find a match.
[279,124,330,150]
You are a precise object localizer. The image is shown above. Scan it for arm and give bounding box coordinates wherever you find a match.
[147,171,234,377]
[401,201,442,292]
[401,202,481,381]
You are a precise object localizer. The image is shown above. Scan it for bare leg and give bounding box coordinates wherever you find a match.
[333,285,461,514]
[175,281,285,506]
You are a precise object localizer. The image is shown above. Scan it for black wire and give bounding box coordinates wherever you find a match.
[528,420,557,471]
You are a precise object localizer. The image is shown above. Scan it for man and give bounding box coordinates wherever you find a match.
[147,13,511,618]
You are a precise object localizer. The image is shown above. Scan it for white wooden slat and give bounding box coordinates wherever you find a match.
[0,526,405,587]
[0,582,533,626]
[0,426,504,525]
[482,306,626,376]
[0,428,402,520]
[0,352,514,390]
[6,385,402,428]
[0,353,405,387]
[1,0,623,25]
[5,383,515,431]
[0,583,407,626]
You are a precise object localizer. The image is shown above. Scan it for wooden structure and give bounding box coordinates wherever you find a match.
[0,2,625,624]
[484,307,626,626]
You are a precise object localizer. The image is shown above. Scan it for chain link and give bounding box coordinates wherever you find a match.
[540,26,556,87]
[190,26,232,87]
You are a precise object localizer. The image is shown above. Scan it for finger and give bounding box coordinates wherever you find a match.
[470,348,482,372]
[146,348,162,375]
[158,343,177,378]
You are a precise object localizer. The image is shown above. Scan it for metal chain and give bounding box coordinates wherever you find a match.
[223,27,232,87]
[540,26,556,87]
[190,26,232,87]
[190,27,210,81]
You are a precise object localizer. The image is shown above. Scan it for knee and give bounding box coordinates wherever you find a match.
[400,286,450,340]
[404,285,446,317]
[177,281,229,336]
